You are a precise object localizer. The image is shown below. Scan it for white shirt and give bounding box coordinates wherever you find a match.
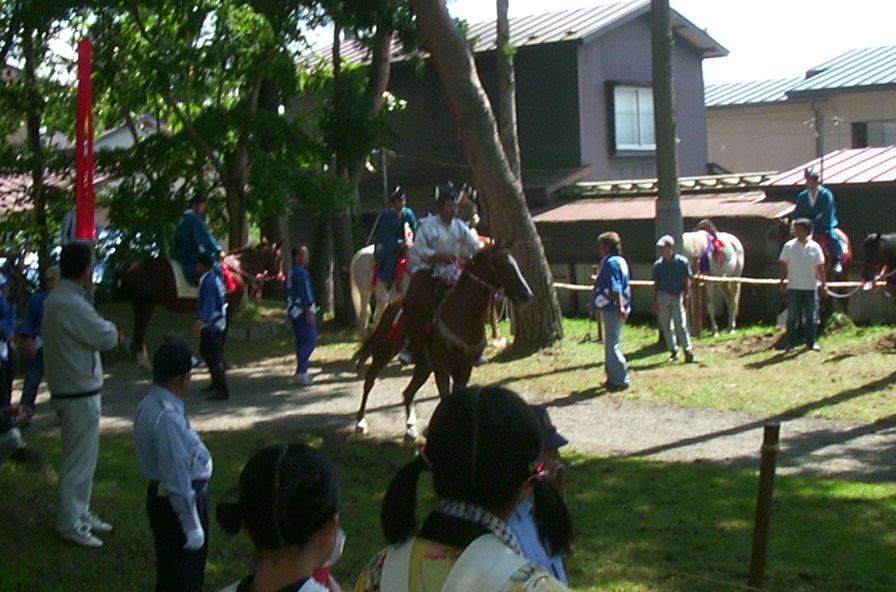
[779,238,825,291]
[409,215,480,272]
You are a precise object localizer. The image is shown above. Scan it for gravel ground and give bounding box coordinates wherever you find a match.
[24,353,896,483]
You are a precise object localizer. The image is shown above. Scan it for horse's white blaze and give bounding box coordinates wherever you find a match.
[406,405,417,428]
[506,253,533,300]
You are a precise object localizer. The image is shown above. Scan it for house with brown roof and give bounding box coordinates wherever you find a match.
[340,0,726,211]
[705,46,896,175]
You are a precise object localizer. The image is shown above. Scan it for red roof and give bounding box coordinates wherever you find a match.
[532,193,793,223]
[766,146,896,187]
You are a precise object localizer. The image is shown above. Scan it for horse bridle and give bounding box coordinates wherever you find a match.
[462,251,503,295]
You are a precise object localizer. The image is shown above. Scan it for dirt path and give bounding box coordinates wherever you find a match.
[25,353,896,483]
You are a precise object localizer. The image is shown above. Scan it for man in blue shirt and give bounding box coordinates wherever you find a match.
[0,273,16,407]
[591,231,631,390]
[652,235,697,364]
[794,169,842,273]
[286,245,317,386]
[173,194,222,283]
[190,253,228,401]
[373,187,418,295]
[134,340,211,592]
[19,265,59,411]
[509,405,569,585]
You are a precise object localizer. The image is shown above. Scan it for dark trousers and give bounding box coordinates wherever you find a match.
[0,353,13,407]
[199,330,228,394]
[20,348,43,409]
[291,318,317,374]
[146,481,209,592]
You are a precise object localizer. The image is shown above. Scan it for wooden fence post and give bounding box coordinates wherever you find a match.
[748,423,780,590]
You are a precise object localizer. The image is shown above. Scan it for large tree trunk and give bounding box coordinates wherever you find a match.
[651,0,683,246]
[22,31,49,285]
[411,0,563,346]
[495,0,521,178]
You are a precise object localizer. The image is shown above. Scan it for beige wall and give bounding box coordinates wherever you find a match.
[707,89,896,173]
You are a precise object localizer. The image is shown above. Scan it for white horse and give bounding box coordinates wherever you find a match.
[681,228,745,335]
[350,245,412,334]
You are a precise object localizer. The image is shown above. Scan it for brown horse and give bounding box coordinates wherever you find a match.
[118,242,283,367]
[861,232,896,295]
[352,245,533,439]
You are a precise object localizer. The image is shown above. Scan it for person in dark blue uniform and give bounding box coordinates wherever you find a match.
[190,253,228,400]
[0,272,17,407]
[794,169,843,273]
[134,340,211,592]
[173,194,222,283]
[19,265,59,412]
[286,245,317,386]
[373,187,418,293]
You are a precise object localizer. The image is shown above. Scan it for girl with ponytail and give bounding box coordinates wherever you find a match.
[354,386,573,592]
[217,443,344,592]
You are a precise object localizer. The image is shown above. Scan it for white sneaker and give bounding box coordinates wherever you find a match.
[292,372,313,385]
[58,523,103,548]
[83,511,113,533]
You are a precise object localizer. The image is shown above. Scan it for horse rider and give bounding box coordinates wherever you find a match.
[373,187,418,298]
[398,185,480,364]
[794,168,843,274]
[457,182,480,229]
[172,193,222,284]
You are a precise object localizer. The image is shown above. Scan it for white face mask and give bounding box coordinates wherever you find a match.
[324,527,346,566]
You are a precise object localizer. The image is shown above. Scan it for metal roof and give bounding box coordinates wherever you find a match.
[788,46,896,97]
[704,77,801,107]
[766,147,896,187]
[707,46,896,107]
[532,193,793,223]
[328,1,727,65]
[568,171,777,198]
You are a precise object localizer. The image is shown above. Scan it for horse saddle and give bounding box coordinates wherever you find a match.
[169,259,199,299]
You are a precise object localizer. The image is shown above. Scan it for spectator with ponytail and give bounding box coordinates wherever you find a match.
[354,385,573,592]
[217,443,345,592]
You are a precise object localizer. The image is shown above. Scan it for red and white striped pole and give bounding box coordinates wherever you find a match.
[75,39,95,241]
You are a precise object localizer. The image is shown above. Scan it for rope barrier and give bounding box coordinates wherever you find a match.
[554,275,878,291]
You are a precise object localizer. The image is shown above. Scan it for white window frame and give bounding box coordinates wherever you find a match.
[612,85,656,152]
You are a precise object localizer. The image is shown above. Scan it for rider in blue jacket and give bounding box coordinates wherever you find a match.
[173,194,222,283]
[794,169,842,273]
[373,187,418,293]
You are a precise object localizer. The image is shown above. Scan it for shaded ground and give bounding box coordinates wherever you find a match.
[23,341,896,483]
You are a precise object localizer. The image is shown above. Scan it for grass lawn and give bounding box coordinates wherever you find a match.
[3,300,895,590]
[2,430,894,592]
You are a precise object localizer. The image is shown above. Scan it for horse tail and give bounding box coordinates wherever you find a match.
[352,329,377,371]
[350,255,364,320]
[350,245,374,322]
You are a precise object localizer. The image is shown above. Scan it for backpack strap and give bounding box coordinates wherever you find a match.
[440,534,530,592]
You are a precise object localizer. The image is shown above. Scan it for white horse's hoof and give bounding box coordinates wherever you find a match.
[405,424,418,440]
[355,418,368,435]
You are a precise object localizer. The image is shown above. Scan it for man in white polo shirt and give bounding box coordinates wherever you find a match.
[779,218,826,353]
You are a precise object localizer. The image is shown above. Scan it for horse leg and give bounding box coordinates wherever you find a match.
[451,365,473,393]
[706,284,720,337]
[131,301,156,369]
[355,350,390,435]
[728,282,742,333]
[402,362,432,440]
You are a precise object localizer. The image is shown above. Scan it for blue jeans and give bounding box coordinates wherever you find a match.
[291,317,317,374]
[21,348,44,409]
[601,310,629,386]
[786,289,817,348]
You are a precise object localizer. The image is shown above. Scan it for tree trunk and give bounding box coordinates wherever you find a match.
[22,31,49,286]
[223,147,250,248]
[411,0,563,346]
[651,0,683,247]
[495,0,521,178]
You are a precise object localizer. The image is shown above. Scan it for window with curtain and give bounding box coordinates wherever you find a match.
[613,86,655,152]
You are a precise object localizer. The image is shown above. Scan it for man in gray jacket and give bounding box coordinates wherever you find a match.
[43,242,121,547]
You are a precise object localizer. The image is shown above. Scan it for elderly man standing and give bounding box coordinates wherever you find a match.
[399,185,480,364]
[44,242,121,547]
[652,235,696,363]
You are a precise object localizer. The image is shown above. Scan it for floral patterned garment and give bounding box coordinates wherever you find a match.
[353,537,568,592]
